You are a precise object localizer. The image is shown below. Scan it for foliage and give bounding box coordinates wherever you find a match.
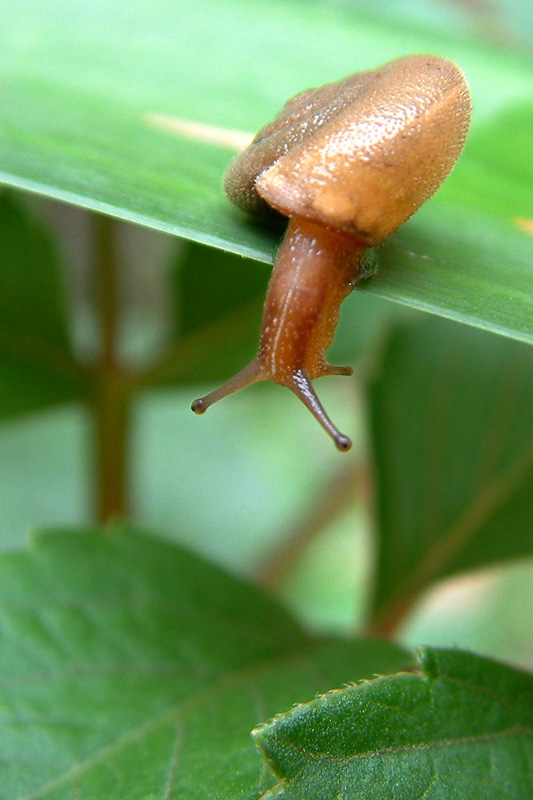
[0,0,532,341]
[0,195,88,418]
[0,0,531,798]
[0,527,410,799]
[256,647,533,800]
[368,316,533,633]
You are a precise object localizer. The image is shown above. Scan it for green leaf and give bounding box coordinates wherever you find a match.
[0,526,410,799]
[368,315,533,632]
[255,646,533,800]
[371,205,533,345]
[0,193,87,418]
[0,0,532,343]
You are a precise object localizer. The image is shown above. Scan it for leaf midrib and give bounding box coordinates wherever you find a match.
[278,725,532,766]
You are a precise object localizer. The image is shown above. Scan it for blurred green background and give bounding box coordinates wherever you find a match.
[0,0,532,667]
[2,194,531,667]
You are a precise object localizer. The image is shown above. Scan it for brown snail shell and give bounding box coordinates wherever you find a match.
[193,55,471,451]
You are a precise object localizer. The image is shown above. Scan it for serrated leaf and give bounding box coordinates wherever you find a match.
[0,527,410,799]
[0,193,87,418]
[0,0,532,344]
[255,647,533,800]
[368,315,533,632]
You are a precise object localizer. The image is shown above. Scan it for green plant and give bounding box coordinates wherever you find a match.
[0,0,531,798]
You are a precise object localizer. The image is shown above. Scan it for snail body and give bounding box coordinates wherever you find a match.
[192,55,471,450]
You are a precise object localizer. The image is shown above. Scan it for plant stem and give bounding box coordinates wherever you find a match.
[367,597,417,639]
[94,368,131,524]
[93,213,131,524]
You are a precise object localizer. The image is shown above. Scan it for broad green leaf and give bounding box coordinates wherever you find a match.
[0,0,532,343]
[0,526,410,799]
[0,193,87,418]
[368,315,533,632]
[255,646,533,800]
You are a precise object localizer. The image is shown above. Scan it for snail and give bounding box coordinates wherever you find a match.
[192,55,471,450]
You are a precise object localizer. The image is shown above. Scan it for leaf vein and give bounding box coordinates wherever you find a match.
[17,641,322,800]
[283,726,532,765]
[160,722,183,800]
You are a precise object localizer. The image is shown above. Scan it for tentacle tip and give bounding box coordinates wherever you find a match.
[335,434,352,452]
[324,364,354,377]
[191,398,207,415]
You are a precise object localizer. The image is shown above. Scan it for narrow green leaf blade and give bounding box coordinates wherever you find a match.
[0,193,87,418]
[255,647,533,800]
[0,0,532,342]
[368,316,533,631]
[372,205,533,345]
[0,527,409,799]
